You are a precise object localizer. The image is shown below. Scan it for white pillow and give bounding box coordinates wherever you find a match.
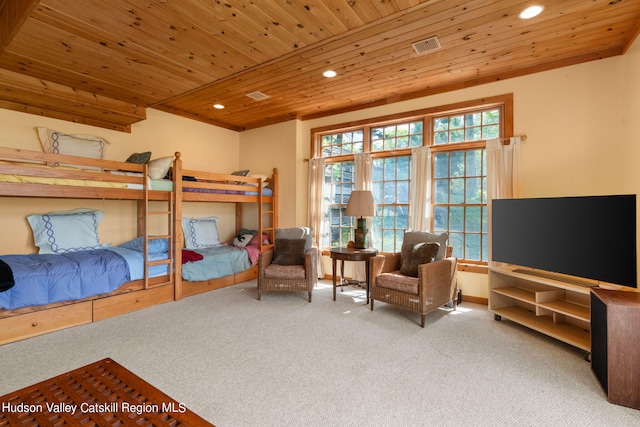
[36,127,108,170]
[182,216,220,249]
[148,156,174,179]
[247,174,269,188]
[27,208,106,254]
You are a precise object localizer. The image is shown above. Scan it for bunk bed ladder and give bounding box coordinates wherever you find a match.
[141,165,174,290]
[260,168,278,251]
[233,168,277,253]
[260,201,274,252]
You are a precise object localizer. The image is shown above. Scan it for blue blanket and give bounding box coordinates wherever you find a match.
[0,246,170,310]
[181,245,251,282]
[104,246,168,281]
[0,250,129,310]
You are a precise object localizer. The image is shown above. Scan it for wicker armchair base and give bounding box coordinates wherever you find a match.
[258,246,317,302]
[258,277,314,302]
[370,251,457,327]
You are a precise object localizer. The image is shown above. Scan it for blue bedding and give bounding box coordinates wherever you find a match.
[0,245,169,310]
[181,245,251,282]
[104,246,168,281]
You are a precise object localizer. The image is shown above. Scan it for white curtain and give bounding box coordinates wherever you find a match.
[408,146,432,232]
[307,157,325,278]
[487,137,522,265]
[353,153,372,281]
[353,152,373,191]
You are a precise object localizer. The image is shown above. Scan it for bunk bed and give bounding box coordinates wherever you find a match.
[172,153,278,299]
[0,146,176,345]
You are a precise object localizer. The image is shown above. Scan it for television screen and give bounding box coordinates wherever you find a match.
[492,195,637,288]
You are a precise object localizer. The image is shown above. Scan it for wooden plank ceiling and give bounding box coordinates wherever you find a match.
[0,0,639,132]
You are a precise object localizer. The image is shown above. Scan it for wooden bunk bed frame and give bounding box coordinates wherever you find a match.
[0,146,176,345]
[0,147,277,345]
[172,152,278,299]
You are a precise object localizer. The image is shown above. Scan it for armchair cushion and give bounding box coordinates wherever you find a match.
[272,238,306,265]
[404,231,448,260]
[376,272,419,294]
[264,264,306,279]
[399,241,440,277]
[258,246,317,302]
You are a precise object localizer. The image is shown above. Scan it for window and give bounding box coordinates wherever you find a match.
[312,94,511,266]
[320,122,417,252]
[324,160,355,247]
[431,107,500,262]
[321,130,363,157]
[372,155,410,252]
[371,122,423,151]
[433,110,500,144]
[432,148,487,261]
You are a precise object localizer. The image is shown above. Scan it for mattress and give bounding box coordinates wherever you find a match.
[182,187,272,196]
[0,162,173,190]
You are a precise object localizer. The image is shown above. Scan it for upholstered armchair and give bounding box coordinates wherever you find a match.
[258,227,318,302]
[369,231,458,327]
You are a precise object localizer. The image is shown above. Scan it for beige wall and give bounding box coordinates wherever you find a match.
[239,120,308,228]
[240,120,306,227]
[621,38,640,192]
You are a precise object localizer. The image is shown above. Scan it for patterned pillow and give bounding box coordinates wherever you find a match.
[228,169,250,184]
[233,234,254,248]
[36,127,108,170]
[181,216,220,249]
[236,228,257,237]
[27,208,105,254]
[125,151,152,164]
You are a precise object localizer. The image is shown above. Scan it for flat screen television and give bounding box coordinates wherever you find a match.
[492,195,637,288]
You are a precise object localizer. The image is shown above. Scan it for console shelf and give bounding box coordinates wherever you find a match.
[489,266,592,352]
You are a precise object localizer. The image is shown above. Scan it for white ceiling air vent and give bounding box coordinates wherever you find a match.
[246,91,269,101]
[411,36,441,55]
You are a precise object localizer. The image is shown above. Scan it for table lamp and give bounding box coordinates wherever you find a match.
[344,190,375,249]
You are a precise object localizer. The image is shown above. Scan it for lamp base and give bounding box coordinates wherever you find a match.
[354,218,369,249]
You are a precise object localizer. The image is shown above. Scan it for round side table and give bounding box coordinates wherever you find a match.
[329,247,379,303]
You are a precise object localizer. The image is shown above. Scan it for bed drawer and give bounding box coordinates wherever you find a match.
[0,302,92,345]
[93,284,174,321]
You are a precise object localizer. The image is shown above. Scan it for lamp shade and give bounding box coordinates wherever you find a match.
[345,190,375,218]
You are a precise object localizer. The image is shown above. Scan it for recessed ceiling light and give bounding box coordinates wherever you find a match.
[518,5,544,19]
[213,103,225,109]
[323,70,337,78]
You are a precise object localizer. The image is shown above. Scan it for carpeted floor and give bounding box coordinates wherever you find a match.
[1,280,638,426]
